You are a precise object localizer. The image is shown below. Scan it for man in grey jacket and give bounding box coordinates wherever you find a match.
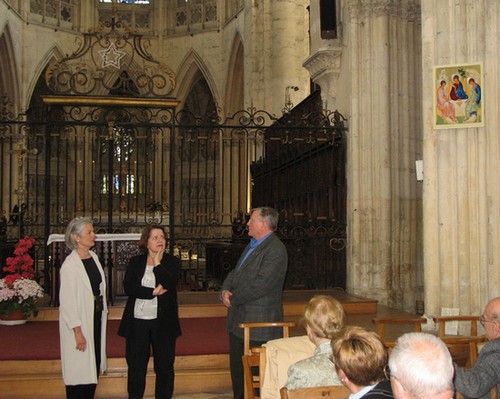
[221,206,288,399]
[454,296,500,399]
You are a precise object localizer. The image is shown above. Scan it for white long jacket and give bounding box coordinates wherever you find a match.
[59,250,108,385]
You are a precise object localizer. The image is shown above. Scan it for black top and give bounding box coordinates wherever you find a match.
[362,380,394,399]
[82,257,102,296]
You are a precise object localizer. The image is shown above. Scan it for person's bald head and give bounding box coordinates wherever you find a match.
[482,297,500,340]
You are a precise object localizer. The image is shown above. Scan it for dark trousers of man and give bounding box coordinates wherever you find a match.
[126,318,177,399]
[229,333,265,399]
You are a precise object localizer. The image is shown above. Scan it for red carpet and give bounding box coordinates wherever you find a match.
[0,317,229,361]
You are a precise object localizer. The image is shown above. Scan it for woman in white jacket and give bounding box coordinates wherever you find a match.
[59,217,107,399]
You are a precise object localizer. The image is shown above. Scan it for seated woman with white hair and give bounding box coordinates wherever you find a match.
[284,295,345,390]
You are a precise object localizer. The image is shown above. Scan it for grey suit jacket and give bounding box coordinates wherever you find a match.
[454,337,500,399]
[222,233,288,342]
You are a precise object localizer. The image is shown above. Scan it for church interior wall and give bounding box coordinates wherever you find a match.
[308,0,424,312]
[1,0,312,121]
[421,0,500,318]
[2,0,497,316]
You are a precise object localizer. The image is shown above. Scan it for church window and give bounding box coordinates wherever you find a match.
[320,0,337,39]
[29,0,77,29]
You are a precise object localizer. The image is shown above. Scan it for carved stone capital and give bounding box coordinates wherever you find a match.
[303,48,342,98]
[303,48,342,81]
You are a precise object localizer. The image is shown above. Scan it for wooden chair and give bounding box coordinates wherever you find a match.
[372,317,427,339]
[242,346,266,399]
[441,335,486,369]
[240,322,296,354]
[280,385,351,399]
[371,317,427,350]
[432,315,480,337]
[239,322,296,399]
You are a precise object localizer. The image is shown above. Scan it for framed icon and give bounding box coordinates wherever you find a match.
[433,63,483,129]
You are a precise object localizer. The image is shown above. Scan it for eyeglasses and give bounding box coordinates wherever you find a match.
[384,365,392,380]
[479,315,496,327]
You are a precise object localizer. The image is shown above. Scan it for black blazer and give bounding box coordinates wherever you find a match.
[361,379,393,399]
[118,252,182,338]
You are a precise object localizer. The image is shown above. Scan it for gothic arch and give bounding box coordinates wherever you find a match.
[175,49,219,111]
[0,23,19,109]
[26,45,66,110]
[225,32,244,115]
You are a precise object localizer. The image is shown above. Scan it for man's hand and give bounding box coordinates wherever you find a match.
[222,290,233,308]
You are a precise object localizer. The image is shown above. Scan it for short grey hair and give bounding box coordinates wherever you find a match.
[388,333,453,399]
[252,206,279,231]
[64,217,94,250]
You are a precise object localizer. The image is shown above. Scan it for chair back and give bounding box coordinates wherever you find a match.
[243,347,265,399]
[280,385,351,399]
[371,317,426,339]
[441,335,486,369]
[239,322,296,354]
[371,317,427,350]
[239,322,296,399]
[432,315,480,337]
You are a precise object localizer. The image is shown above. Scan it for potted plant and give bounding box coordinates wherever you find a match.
[0,236,44,323]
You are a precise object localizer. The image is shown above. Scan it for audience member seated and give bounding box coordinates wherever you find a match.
[331,326,393,399]
[388,332,454,399]
[454,296,500,399]
[284,295,346,390]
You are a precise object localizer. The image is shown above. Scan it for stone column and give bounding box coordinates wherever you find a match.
[244,0,309,115]
[421,0,500,318]
[343,0,423,310]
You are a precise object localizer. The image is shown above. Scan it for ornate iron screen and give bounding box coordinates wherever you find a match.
[0,93,347,302]
[0,11,347,303]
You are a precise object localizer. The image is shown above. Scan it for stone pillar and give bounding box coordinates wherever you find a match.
[244,0,309,115]
[343,0,423,310]
[421,0,500,318]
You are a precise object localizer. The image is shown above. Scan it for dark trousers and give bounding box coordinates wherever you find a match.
[65,384,97,399]
[126,318,177,399]
[229,333,265,399]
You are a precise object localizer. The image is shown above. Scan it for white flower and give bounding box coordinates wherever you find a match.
[0,278,44,302]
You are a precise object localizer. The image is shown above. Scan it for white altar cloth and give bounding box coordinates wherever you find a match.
[47,233,141,246]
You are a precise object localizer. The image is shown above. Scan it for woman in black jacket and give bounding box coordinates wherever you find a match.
[118,225,181,399]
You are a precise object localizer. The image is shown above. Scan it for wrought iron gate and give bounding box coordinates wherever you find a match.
[0,9,348,303]
[0,92,347,302]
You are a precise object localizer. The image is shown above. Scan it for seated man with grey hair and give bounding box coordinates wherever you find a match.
[454,296,500,399]
[388,332,454,399]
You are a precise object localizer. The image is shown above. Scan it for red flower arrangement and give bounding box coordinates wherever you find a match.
[0,236,44,319]
[3,236,36,284]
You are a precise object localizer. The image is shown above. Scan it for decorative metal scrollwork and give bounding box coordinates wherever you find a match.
[45,13,176,97]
